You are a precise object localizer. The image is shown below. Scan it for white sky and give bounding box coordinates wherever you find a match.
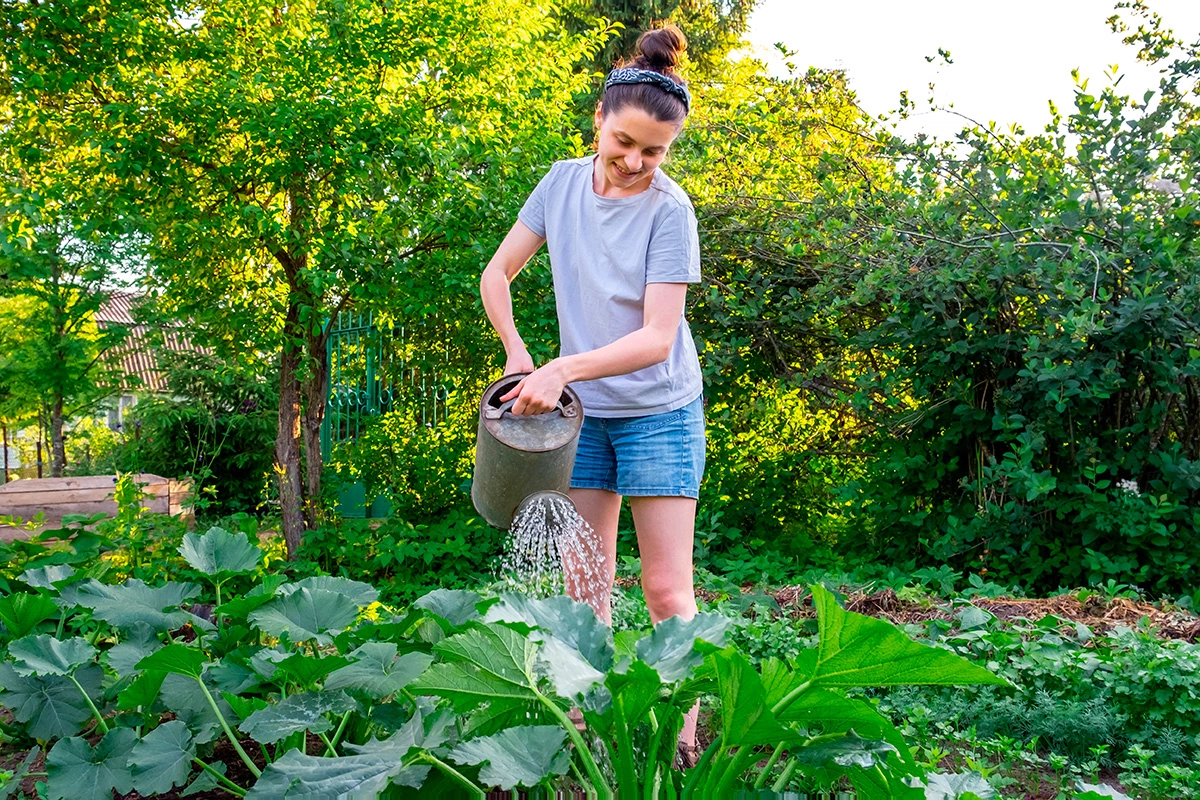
[743,0,1200,140]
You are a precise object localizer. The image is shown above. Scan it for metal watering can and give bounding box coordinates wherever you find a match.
[471,373,584,530]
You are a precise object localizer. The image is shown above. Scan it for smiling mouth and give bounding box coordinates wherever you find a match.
[614,164,640,178]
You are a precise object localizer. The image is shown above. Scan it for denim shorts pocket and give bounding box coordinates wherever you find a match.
[621,407,685,433]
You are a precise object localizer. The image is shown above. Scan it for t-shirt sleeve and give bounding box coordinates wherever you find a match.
[517,164,557,238]
[645,201,701,284]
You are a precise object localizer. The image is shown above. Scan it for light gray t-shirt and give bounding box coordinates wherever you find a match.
[518,155,703,418]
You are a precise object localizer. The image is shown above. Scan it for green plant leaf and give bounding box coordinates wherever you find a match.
[324,643,433,699]
[136,644,207,679]
[923,771,997,799]
[280,576,378,607]
[811,585,1008,687]
[238,690,357,744]
[410,623,538,711]
[0,592,60,637]
[448,726,571,790]
[345,701,455,757]
[1073,783,1130,800]
[775,686,914,769]
[19,564,76,591]
[414,588,483,628]
[0,662,100,740]
[249,587,361,646]
[180,760,226,796]
[104,624,163,679]
[604,659,663,729]
[8,634,96,676]
[792,730,897,769]
[271,651,352,688]
[711,647,788,747]
[45,728,136,800]
[485,593,614,697]
[244,749,427,798]
[60,579,200,633]
[178,527,263,577]
[636,613,729,683]
[117,669,167,711]
[129,720,196,795]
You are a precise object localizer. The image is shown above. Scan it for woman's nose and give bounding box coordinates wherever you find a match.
[624,153,641,172]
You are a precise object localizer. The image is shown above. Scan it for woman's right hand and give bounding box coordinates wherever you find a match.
[505,347,535,376]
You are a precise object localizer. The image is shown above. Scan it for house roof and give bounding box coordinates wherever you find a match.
[95,292,205,394]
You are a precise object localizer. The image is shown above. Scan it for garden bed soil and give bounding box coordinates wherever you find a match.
[767,585,1200,642]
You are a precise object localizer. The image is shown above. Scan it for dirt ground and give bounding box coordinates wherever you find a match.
[746,584,1200,642]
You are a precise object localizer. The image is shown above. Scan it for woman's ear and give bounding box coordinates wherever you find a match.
[593,102,604,130]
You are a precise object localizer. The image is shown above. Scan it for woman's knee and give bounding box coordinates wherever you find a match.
[641,575,697,623]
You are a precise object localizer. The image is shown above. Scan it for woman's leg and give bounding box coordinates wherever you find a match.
[564,487,621,625]
[630,495,700,749]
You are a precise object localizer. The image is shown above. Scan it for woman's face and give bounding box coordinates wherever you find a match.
[592,103,681,195]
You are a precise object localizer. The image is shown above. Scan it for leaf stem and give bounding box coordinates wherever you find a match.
[195,676,261,777]
[329,709,352,752]
[770,679,812,717]
[419,753,485,800]
[612,703,639,795]
[535,690,612,799]
[753,743,786,790]
[191,758,247,797]
[680,737,719,799]
[643,715,667,800]
[68,673,109,734]
[317,730,337,757]
[770,758,798,793]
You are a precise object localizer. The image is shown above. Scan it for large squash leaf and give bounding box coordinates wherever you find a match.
[178,527,263,577]
[249,587,360,646]
[810,585,1009,688]
[324,643,432,699]
[8,634,96,676]
[60,579,200,634]
[45,728,136,800]
[635,613,729,683]
[410,623,538,712]
[448,726,571,791]
[129,720,195,796]
[238,690,357,744]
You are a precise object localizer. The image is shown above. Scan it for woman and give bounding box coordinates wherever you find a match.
[479,24,704,760]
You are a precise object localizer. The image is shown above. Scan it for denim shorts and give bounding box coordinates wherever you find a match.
[570,395,706,498]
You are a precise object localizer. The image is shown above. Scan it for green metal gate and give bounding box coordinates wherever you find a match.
[321,311,451,518]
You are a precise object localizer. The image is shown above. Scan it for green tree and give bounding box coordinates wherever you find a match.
[0,133,132,476]
[2,0,606,554]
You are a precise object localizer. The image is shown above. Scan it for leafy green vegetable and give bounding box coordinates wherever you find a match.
[8,635,96,677]
[128,720,196,795]
[448,726,571,790]
[249,587,361,646]
[178,526,263,577]
[45,728,135,800]
[238,690,357,744]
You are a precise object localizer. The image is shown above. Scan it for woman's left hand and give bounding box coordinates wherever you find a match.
[500,360,567,415]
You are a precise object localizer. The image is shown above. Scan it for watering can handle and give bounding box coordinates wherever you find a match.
[484,397,577,420]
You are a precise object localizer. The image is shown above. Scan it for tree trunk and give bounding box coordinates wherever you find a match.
[301,328,330,529]
[50,396,65,477]
[277,302,307,559]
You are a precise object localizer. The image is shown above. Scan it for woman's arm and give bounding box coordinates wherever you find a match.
[480,220,546,374]
[502,282,689,415]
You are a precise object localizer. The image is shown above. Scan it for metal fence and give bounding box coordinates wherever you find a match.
[321,311,452,518]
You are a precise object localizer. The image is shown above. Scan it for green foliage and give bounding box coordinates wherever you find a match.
[293,507,504,605]
[0,553,1008,798]
[125,351,277,517]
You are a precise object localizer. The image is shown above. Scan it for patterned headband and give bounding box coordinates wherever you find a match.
[604,67,691,113]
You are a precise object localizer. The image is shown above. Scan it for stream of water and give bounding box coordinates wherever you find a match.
[498,493,608,613]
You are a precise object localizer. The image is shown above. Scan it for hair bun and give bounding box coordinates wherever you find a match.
[635,25,687,72]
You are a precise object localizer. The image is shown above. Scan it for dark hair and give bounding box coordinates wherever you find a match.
[601,25,689,125]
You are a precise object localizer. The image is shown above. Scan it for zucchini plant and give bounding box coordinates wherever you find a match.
[0,526,1011,798]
